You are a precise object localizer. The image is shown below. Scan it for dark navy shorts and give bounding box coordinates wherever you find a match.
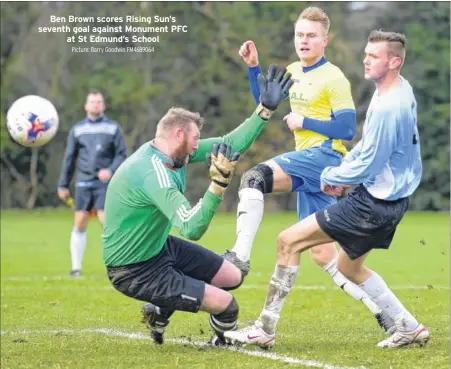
[316,185,409,260]
[272,142,343,220]
[75,183,107,211]
[106,236,224,313]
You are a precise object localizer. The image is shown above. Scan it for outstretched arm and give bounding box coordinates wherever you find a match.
[249,66,263,104]
[238,40,262,104]
[189,65,294,164]
[188,110,266,163]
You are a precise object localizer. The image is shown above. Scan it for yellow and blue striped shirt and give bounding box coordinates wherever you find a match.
[249,57,356,156]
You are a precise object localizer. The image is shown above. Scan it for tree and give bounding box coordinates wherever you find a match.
[1,2,449,211]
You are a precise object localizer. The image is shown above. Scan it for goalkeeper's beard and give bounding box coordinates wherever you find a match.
[172,138,190,168]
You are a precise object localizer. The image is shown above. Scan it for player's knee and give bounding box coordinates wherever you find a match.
[74,212,90,230]
[219,262,243,291]
[229,263,244,289]
[209,296,239,333]
[211,260,243,290]
[239,163,274,194]
[277,230,293,255]
[221,271,244,291]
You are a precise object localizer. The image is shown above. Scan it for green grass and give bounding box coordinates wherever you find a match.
[1,209,449,369]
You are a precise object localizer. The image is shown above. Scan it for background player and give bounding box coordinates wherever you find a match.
[57,90,127,277]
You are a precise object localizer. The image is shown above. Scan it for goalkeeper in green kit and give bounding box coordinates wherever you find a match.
[102,65,293,345]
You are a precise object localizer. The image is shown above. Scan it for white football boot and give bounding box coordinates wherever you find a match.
[377,324,430,348]
[224,322,275,349]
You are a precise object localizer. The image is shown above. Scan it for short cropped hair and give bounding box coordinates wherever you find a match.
[157,107,204,133]
[86,89,104,102]
[296,7,331,35]
[368,30,407,61]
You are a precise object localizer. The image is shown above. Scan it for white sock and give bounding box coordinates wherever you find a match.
[70,228,87,271]
[258,264,300,334]
[359,271,419,331]
[231,188,264,261]
[324,258,381,315]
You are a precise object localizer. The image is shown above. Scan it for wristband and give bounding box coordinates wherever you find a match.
[208,182,226,198]
[255,104,273,120]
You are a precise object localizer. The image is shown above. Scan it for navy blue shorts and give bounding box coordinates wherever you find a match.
[75,183,107,211]
[106,236,225,313]
[316,185,409,260]
[273,142,343,220]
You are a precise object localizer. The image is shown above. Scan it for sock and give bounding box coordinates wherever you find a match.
[359,271,419,331]
[209,297,239,334]
[257,264,300,335]
[231,188,264,261]
[324,258,381,315]
[145,305,173,334]
[70,227,87,271]
[156,306,174,321]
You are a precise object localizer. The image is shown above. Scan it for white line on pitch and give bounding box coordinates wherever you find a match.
[0,328,367,369]
[2,275,105,281]
[1,276,448,291]
[242,284,449,291]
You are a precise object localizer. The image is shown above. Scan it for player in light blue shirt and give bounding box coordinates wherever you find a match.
[226,30,429,350]
[321,75,422,201]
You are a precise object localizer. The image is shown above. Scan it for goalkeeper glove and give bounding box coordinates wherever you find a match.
[206,143,240,197]
[256,64,294,120]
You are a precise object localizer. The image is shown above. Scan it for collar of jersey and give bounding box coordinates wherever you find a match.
[302,56,327,73]
[150,140,175,167]
[375,76,405,99]
[85,115,105,123]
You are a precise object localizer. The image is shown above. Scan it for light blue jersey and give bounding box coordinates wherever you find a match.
[321,76,422,201]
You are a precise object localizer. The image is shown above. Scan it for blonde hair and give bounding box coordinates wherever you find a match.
[368,30,407,62]
[157,107,204,134]
[296,7,330,35]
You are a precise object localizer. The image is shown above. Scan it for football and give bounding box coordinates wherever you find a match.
[6,95,59,147]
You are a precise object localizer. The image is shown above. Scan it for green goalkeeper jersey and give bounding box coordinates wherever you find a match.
[102,111,267,267]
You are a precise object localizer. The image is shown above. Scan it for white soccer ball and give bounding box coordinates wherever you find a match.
[6,95,59,147]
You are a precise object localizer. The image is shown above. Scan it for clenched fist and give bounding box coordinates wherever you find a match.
[238,40,259,67]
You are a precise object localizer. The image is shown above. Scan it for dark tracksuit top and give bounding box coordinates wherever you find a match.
[58,115,127,189]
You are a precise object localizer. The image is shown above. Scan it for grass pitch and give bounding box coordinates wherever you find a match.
[1,209,449,369]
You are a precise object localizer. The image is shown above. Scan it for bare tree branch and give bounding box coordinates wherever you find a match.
[0,152,28,186]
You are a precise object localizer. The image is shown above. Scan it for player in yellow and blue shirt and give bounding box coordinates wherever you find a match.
[223,7,396,339]
[226,29,428,349]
